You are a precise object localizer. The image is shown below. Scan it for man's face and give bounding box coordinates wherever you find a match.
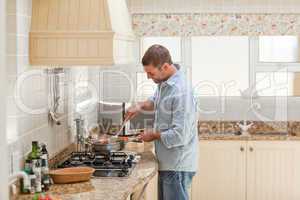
[143,64,167,84]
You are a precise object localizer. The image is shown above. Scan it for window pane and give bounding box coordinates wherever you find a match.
[191,36,249,96]
[259,36,300,63]
[102,71,132,102]
[136,72,156,101]
[141,37,181,63]
[256,72,295,96]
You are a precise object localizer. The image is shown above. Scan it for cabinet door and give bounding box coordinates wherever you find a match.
[247,141,300,200]
[144,173,158,200]
[192,141,247,200]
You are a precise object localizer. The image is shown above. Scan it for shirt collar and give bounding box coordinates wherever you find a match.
[162,69,180,87]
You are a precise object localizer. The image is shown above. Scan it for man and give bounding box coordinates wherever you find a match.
[125,44,198,200]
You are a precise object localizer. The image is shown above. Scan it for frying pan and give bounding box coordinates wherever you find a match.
[90,134,142,155]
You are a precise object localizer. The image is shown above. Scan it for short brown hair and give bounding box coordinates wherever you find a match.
[142,44,173,68]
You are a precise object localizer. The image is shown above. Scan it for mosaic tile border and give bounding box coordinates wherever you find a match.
[132,14,300,36]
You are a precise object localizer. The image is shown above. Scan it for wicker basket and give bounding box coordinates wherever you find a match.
[49,167,95,184]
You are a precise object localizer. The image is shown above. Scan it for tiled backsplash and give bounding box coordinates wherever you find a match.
[198,120,300,136]
[6,0,73,176]
[5,0,100,177]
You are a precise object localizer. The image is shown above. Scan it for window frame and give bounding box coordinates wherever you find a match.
[250,37,300,97]
[135,37,187,100]
[136,36,300,99]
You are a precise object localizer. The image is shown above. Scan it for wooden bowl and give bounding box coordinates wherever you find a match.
[49,167,95,184]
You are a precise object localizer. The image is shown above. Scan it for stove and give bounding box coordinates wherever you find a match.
[58,151,140,177]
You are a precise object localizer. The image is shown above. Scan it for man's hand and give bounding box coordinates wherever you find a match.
[137,130,160,142]
[125,104,142,120]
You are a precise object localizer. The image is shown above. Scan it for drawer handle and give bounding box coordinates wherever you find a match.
[249,147,254,152]
[240,146,244,152]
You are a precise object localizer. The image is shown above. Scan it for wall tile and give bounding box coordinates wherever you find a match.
[6,0,73,175]
[16,0,32,16]
[17,15,31,35]
[7,34,16,55]
[16,56,29,73]
[6,55,17,75]
[7,76,17,97]
[17,35,29,56]
[7,0,16,15]
[6,15,16,34]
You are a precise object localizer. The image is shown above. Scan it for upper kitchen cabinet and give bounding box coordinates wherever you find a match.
[29,0,135,66]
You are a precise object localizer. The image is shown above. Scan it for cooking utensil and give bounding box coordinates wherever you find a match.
[125,129,144,136]
[112,115,130,138]
[49,167,95,184]
[89,116,141,154]
[118,136,143,143]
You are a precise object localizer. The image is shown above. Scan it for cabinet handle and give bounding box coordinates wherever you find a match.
[240,146,244,152]
[249,147,254,152]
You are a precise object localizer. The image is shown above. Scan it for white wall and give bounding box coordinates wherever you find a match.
[0,0,9,198]
[127,0,300,13]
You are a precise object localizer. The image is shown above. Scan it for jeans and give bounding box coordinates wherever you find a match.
[158,171,196,200]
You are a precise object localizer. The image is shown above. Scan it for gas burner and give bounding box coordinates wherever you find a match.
[58,151,139,177]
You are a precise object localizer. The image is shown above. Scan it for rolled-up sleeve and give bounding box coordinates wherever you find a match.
[160,93,191,149]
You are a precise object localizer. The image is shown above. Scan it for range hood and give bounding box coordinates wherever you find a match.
[29,0,135,66]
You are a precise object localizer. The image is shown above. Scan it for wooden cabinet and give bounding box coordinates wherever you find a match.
[192,140,300,200]
[191,141,247,200]
[247,141,300,200]
[144,173,158,200]
[29,0,135,66]
[130,173,158,200]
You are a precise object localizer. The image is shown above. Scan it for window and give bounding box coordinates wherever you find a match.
[141,37,182,63]
[253,36,300,97]
[191,36,250,96]
[137,36,300,99]
[136,72,156,101]
[259,36,300,63]
[255,72,294,96]
[137,37,182,100]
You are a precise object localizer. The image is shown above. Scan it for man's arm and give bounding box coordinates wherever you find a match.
[125,89,157,120]
[137,100,154,111]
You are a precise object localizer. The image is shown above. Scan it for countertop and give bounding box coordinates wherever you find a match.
[16,143,158,200]
[15,132,300,200]
[199,133,300,141]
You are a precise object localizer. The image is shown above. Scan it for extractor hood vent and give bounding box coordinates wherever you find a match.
[30,0,135,66]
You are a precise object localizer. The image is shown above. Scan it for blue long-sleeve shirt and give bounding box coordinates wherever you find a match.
[149,69,198,172]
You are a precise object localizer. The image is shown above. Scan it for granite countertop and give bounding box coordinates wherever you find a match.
[17,143,158,200]
[199,133,300,141]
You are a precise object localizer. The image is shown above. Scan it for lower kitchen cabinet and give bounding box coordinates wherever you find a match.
[191,140,300,200]
[191,141,247,200]
[130,173,158,200]
[144,173,158,200]
[246,141,300,200]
